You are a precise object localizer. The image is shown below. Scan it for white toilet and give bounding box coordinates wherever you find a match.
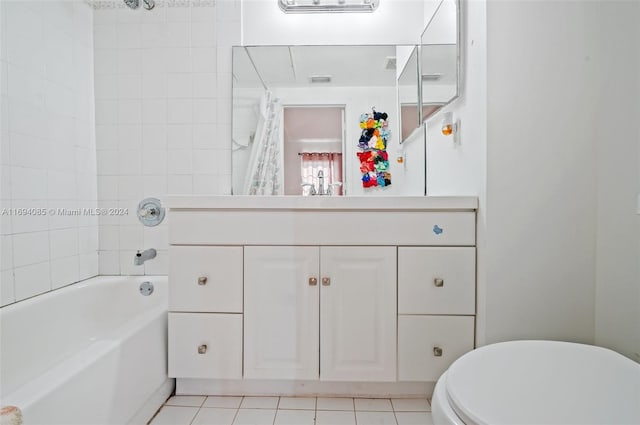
[431,340,640,424]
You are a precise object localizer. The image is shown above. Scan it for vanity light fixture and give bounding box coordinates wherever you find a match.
[441,111,457,136]
[278,0,380,13]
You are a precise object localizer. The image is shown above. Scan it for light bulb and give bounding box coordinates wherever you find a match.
[441,112,454,136]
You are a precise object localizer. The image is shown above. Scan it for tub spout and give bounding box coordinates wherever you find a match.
[134,248,156,265]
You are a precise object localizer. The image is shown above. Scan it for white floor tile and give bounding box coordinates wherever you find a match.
[391,398,431,412]
[317,397,354,411]
[165,395,207,407]
[149,406,199,425]
[315,410,357,425]
[277,397,316,410]
[239,396,279,409]
[274,409,315,425]
[395,412,433,425]
[232,409,276,425]
[203,396,244,409]
[355,411,398,425]
[354,398,393,412]
[192,407,238,425]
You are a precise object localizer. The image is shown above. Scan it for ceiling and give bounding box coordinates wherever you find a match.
[233,45,398,89]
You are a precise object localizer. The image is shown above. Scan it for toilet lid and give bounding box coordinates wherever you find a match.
[445,340,640,425]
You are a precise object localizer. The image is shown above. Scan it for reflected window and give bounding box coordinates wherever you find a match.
[299,152,343,196]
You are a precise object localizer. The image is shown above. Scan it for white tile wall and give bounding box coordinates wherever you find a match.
[93,1,239,276]
[0,0,99,306]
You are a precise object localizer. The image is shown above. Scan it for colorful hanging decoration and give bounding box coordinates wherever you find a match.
[357,108,391,188]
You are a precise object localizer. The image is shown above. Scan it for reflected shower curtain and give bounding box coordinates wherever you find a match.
[242,91,284,195]
[300,152,343,195]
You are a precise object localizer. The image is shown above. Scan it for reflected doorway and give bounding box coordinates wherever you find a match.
[283,106,345,196]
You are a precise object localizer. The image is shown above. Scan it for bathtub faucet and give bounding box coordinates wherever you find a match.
[134,248,156,265]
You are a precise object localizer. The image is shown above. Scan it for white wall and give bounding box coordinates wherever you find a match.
[242,0,425,46]
[594,0,640,362]
[0,0,98,306]
[92,0,239,276]
[424,0,485,198]
[484,0,600,344]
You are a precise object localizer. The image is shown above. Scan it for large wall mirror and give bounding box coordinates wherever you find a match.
[421,0,459,122]
[232,45,417,196]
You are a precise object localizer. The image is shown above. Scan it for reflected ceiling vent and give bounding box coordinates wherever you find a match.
[279,0,380,13]
[309,75,332,84]
[384,56,396,70]
[422,73,443,81]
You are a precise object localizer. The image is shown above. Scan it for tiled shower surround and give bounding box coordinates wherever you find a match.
[0,1,99,305]
[92,0,240,276]
[0,0,239,305]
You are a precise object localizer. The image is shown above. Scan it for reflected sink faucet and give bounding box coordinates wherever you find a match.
[317,170,325,195]
[301,170,327,196]
[134,248,156,265]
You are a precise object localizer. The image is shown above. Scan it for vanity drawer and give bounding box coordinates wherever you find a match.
[169,246,242,312]
[168,313,243,379]
[397,315,474,382]
[398,247,475,315]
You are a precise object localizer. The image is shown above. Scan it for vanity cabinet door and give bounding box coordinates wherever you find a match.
[320,247,397,382]
[244,246,320,380]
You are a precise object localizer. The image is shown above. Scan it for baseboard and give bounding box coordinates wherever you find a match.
[128,378,175,425]
[176,379,435,398]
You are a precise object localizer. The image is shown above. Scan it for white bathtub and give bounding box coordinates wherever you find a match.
[0,276,174,425]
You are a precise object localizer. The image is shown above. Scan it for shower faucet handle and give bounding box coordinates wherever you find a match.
[139,205,158,217]
[137,197,165,227]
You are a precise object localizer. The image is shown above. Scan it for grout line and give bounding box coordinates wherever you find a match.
[230,406,240,425]
[272,397,280,425]
[187,405,198,425]
[391,408,399,425]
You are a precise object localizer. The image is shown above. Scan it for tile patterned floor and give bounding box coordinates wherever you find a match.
[148,396,433,425]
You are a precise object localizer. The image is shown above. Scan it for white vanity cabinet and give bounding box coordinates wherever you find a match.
[244,246,396,382]
[166,196,478,395]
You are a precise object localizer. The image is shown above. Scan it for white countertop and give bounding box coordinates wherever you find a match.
[163,195,478,211]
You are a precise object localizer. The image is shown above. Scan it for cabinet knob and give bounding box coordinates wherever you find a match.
[198,344,207,354]
[433,346,443,357]
[309,277,318,286]
[434,278,444,287]
[198,276,208,286]
[322,277,331,286]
